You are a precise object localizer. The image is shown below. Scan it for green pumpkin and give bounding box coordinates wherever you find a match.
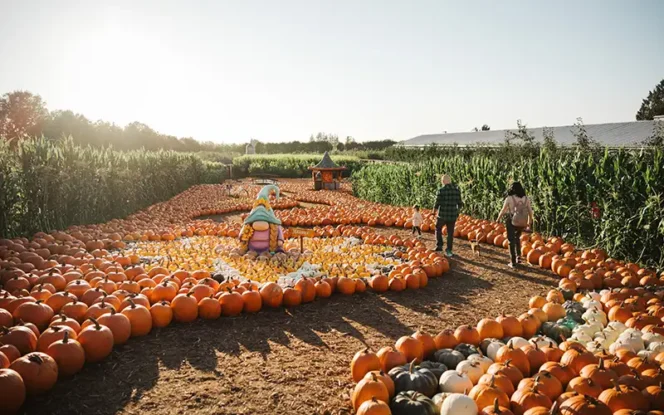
[390,391,438,415]
[559,288,574,301]
[454,343,479,358]
[417,361,447,380]
[389,359,439,397]
[433,349,465,369]
[541,321,572,341]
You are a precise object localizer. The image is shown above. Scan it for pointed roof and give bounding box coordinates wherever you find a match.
[311,151,345,170]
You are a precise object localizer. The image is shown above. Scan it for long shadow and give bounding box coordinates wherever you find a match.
[458,255,559,286]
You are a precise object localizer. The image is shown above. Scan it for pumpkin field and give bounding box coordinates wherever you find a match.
[1,175,664,415]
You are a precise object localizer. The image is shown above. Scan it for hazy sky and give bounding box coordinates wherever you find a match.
[1,1,662,143]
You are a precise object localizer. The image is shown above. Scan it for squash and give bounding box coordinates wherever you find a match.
[434,349,465,369]
[439,370,473,393]
[440,393,478,415]
[390,390,437,415]
[469,375,510,409]
[455,343,481,358]
[457,359,485,384]
[389,359,438,397]
[352,372,390,411]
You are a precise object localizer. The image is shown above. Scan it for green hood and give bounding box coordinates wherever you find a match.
[244,205,281,225]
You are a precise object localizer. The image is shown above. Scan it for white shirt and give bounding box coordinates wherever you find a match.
[411,211,423,226]
[502,195,533,215]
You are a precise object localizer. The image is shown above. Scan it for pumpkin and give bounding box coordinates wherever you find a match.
[219,290,244,316]
[579,358,618,389]
[457,359,485,384]
[455,325,481,346]
[412,329,436,359]
[469,353,494,373]
[539,362,575,387]
[439,370,474,393]
[352,372,389,411]
[521,344,547,375]
[45,331,85,377]
[282,287,302,307]
[313,280,332,298]
[0,325,38,355]
[558,394,611,415]
[455,343,481,358]
[478,318,504,340]
[560,349,598,375]
[470,375,510,409]
[377,346,408,373]
[259,282,283,308]
[365,370,396,398]
[197,296,221,320]
[351,348,382,382]
[542,303,566,322]
[49,314,81,333]
[391,391,438,415]
[434,329,459,350]
[121,301,152,337]
[9,352,58,395]
[337,276,356,295]
[598,383,649,412]
[0,345,20,364]
[642,383,664,409]
[488,360,524,388]
[481,398,515,415]
[434,349,465,369]
[357,396,391,415]
[170,292,198,323]
[12,300,54,331]
[395,336,424,363]
[497,314,523,338]
[36,325,77,353]
[0,368,26,413]
[440,393,479,415]
[294,277,315,303]
[518,372,563,401]
[510,385,552,415]
[519,314,540,339]
[479,373,515,398]
[566,377,603,398]
[77,318,114,363]
[496,341,531,377]
[389,359,438,397]
[150,300,173,328]
[96,308,132,344]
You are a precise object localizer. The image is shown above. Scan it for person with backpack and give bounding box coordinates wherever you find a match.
[433,174,463,257]
[496,181,534,268]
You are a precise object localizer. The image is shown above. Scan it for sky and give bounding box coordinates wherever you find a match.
[1,0,662,143]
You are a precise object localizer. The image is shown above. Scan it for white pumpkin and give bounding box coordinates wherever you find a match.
[440,393,478,415]
[582,299,603,311]
[638,349,654,360]
[530,336,557,349]
[599,330,620,343]
[574,323,602,338]
[648,341,664,354]
[643,332,664,346]
[582,309,608,326]
[486,341,505,361]
[610,334,645,353]
[439,371,473,393]
[571,332,593,344]
[456,360,484,385]
[467,354,493,373]
[587,291,602,301]
[507,337,529,350]
[606,321,627,333]
[619,328,642,339]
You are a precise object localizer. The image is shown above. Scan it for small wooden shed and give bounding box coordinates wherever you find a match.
[309,152,346,190]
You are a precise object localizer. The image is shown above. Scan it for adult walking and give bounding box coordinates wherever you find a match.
[433,174,463,257]
[496,181,534,268]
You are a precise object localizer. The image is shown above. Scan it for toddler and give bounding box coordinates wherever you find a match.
[411,205,423,236]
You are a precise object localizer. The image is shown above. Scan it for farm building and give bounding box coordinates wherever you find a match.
[245,142,256,154]
[399,120,660,147]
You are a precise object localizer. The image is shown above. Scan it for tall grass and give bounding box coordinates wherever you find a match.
[0,137,227,237]
[353,148,664,268]
[232,154,364,178]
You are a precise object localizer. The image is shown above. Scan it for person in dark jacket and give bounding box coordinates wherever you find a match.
[433,174,463,257]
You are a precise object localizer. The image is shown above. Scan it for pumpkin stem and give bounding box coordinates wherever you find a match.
[62,330,70,343]
[88,317,101,329]
[408,358,416,374]
[493,398,499,411]
[490,375,496,388]
[28,353,44,364]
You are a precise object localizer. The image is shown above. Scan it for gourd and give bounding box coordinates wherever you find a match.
[468,353,493,373]
[440,393,478,415]
[455,343,480,358]
[434,349,465,369]
[389,359,438,397]
[439,370,473,393]
[457,360,484,384]
[390,390,438,415]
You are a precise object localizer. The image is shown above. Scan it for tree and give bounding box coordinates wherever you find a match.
[345,136,356,146]
[636,79,664,120]
[481,124,490,131]
[504,119,535,146]
[542,127,557,152]
[645,119,664,147]
[0,91,48,141]
[573,117,597,150]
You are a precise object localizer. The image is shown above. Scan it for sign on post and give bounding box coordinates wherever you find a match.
[289,228,315,252]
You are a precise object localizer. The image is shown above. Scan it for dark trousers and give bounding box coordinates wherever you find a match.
[412,226,421,235]
[435,218,455,251]
[506,221,523,264]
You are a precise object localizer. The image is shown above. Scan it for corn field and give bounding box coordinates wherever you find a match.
[352,148,664,268]
[0,137,227,237]
[232,154,364,178]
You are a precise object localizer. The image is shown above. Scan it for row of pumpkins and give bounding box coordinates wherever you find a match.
[0,233,449,413]
[349,287,664,415]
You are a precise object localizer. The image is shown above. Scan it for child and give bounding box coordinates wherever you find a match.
[411,205,423,236]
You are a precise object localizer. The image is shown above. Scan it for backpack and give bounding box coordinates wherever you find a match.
[511,196,529,228]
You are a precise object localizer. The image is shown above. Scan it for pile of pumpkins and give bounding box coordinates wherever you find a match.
[349,286,664,415]
[0,228,449,413]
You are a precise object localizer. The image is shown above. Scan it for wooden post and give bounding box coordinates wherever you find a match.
[299,236,304,253]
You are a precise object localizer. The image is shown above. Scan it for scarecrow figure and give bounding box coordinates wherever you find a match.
[239,184,284,253]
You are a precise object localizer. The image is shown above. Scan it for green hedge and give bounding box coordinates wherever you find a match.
[232,154,364,178]
[352,148,664,268]
[0,137,227,237]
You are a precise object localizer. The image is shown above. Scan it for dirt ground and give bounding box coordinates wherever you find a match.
[22,227,559,415]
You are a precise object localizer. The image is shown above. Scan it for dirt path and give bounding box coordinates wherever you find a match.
[23,230,559,415]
